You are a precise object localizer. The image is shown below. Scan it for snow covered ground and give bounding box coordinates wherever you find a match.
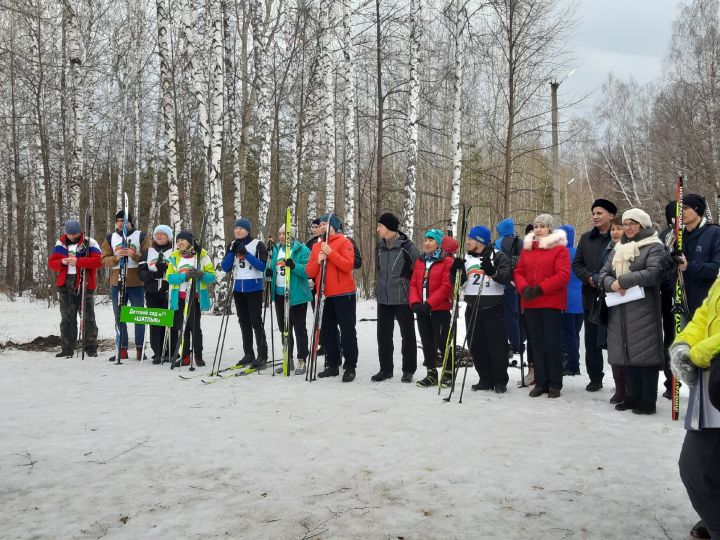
[0,296,698,539]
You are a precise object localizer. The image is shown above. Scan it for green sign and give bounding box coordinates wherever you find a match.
[120,306,174,327]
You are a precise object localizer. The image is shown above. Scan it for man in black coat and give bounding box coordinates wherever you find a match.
[572,198,617,392]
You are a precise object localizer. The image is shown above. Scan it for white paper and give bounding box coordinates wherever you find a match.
[604,285,645,307]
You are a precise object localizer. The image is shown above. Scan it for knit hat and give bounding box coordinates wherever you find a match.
[468,225,491,245]
[424,228,443,246]
[176,230,194,244]
[319,214,341,233]
[683,194,706,219]
[591,198,618,216]
[311,217,322,226]
[153,224,173,240]
[622,208,652,229]
[377,212,400,232]
[279,224,297,239]
[533,213,556,231]
[234,217,252,233]
[115,210,134,224]
[65,220,81,235]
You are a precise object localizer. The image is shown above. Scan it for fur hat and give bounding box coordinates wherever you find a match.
[533,213,556,231]
[591,199,618,216]
[622,208,652,229]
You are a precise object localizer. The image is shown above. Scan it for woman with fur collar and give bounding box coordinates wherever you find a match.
[599,208,667,415]
[514,214,571,398]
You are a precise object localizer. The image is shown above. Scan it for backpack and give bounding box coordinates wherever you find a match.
[502,235,521,269]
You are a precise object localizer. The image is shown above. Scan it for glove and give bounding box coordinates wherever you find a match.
[265,267,273,278]
[451,257,464,273]
[285,258,295,270]
[411,302,431,315]
[669,343,698,386]
[155,260,168,275]
[522,285,542,300]
[186,268,204,281]
[480,255,495,276]
[233,241,246,256]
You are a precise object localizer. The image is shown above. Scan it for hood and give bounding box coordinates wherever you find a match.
[523,228,568,250]
[442,236,459,255]
[496,218,515,238]
[558,224,575,246]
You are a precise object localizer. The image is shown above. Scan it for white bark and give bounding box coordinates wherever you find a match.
[224,0,242,218]
[251,0,273,239]
[64,0,83,219]
[148,108,161,231]
[132,0,143,228]
[30,127,48,284]
[156,0,180,230]
[402,0,421,238]
[319,0,336,210]
[340,0,356,236]
[448,0,464,237]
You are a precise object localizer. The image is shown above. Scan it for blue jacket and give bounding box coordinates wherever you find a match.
[268,239,313,306]
[220,236,267,293]
[683,220,720,316]
[559,225,583,314]
[494,218,515,250]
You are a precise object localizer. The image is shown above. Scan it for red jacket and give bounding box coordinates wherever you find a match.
[48,234,103,290]
[306,232,356,297]
[514,229,570,311]
[409,254,454,311]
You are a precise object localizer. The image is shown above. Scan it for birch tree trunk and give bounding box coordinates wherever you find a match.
[402,0,421,237]
[64,0,83,219]
[156,0,181,230]
[319,0,336,211]
[132,0,143,227]
[148,108,162,231]
[224,0,242,218]
[448,0,464,237]
[30,127,48,285]
[251,0,273,239]
[340,0,356,236]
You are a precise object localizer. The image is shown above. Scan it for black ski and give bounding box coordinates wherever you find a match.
[78,208,92,360]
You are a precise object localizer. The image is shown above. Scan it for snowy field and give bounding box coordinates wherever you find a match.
[0,296,698,539]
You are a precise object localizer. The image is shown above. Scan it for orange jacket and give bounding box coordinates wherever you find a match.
[306,233,356,297]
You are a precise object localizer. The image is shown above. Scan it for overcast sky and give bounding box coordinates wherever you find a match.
[561,0,682,114]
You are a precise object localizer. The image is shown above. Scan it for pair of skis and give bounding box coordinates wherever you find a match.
[672,174,689,421]
[306,212,333,382]
[113,193,130,365]
[77,207,93,360]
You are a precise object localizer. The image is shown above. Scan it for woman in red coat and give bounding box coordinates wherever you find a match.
[514,214,571,398]
[409,228,454,387]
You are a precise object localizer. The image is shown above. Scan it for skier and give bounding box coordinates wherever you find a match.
[220,218,269,369]
[409,228,454,387]
[558,224,583,377]
[138,225,175,364]
[101,211,151,360]
[306,214,359,382]
[166,230,216,367]
[572,198,618,392]
[514,214,570,398]
[670,276,720,540]
[495,217,523,359]
[463,225,513,393]
[48,220,103,357]
[371,212,420,383]
[599,209,667,415]
[266,223,312,374]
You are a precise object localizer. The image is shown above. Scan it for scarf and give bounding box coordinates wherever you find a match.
[180,246,196,258]
[423,247,442,262]
[611,232,662,277]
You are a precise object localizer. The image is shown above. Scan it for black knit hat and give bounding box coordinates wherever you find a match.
[591,199,618,216]
[684,194,707,219]
[311,217,322,226]
[176,231,194,244]
[115,210,134,224]
[377,212,400,232]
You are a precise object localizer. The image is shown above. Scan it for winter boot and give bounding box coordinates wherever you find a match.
[108,347,128,362]
[236,354,255,367]
[441,370,453,388]
[317,365,339,378]
[152,356,162,365]
[195,357,206,367]
[472,380,494,391]
[401,372,413,383]
[416,369,438,388]
[528,386,546,397]
[370,370,393,382]
[690,520,711,539]
[85,350,98,358]
[548,387,561,398]
[342,368,356,383]
[294,360,307,376]
[56,350,73,358]
[251,356,267,370]
[136,347,146,360]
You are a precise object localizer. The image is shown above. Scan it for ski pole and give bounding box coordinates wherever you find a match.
[211,273,234,376]
[457,276,487,403]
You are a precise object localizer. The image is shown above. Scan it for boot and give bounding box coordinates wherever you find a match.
[136,347,146,360]
[416,369,438,387]
[610,365,627,404]
[294,360,307,376]
[317,365,339,378]
[56,350,73,358]
[236,354,255,367]
[195,357,206,367]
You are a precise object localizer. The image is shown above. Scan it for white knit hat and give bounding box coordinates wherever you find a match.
[533,213,556,231]
[622,208,652,229]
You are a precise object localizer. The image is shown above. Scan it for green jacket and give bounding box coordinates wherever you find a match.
[166,248,216,311]
[268,239,312,306]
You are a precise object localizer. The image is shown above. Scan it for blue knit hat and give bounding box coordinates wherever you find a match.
[234,217,252,233]
[65,220,81,235]
[468,225,491,245]
[319,214,341,232]
[424,228,443,246]
[153,224,173,240]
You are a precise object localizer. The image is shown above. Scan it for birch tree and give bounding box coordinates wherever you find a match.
[448,0,464,237]
[402,0,421,237]
[64,0,83,219]
[340,0,356,236]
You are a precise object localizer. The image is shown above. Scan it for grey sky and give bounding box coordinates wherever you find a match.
[562,0,682,112]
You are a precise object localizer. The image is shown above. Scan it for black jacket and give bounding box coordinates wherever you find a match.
[573,227,612,310]
[138,242,173,296]
[711,355,720,411]
[683,220,720,316]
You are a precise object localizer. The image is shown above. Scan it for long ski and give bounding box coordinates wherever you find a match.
[78,207,92,360]
[307,212,332,382]
[113,194,130,365]
[282,207,292,376]
[672,174,689,421]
